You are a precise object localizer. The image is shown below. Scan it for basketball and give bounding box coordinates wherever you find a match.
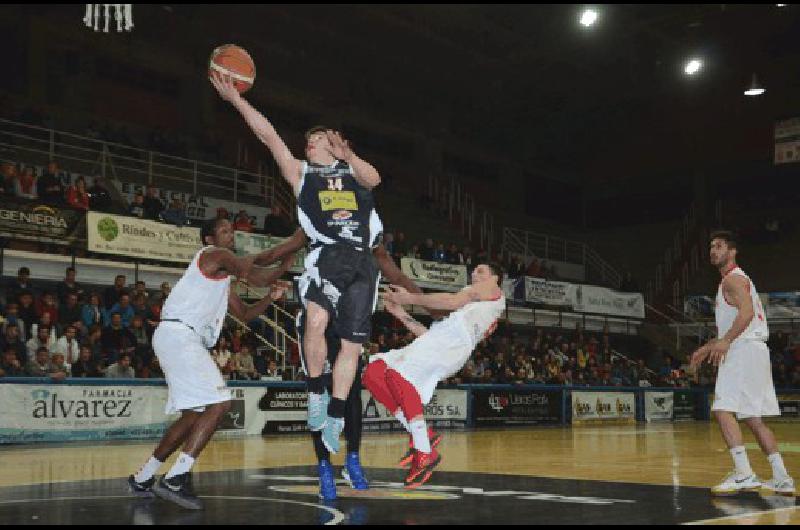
[209,44,255,94]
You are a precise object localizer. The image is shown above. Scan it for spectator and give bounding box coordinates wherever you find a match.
[66,176,89,210]
[27,347,66,380]
[508,256,525,279]
[87,177,112,212]
[264,358,282,379]
[0,346,25,377]
[142,186,164,221]
[234,344,259,380]
[106,293,135,328]
[56,267,84,306]
[262,203,293,237]
[101,313,137,364]
[407,244,421,260]
[434,243,446,263]
[59,293,84,335]
[216,207,230,221]
[133,280,149,304]
[212,337,233,372]
[36,292,59,330]
[82,325,104,364]
[106,354,135,379]
[161,198,189,226]
[104,275,127,310]
[463,246,475,273]
[50,352,72,377]
[14,166,38,200]
[128,192,145,218]
[1,323,27,364]
[53,325,81,365]
[233,209,254,232]
[140,356,164,379]
[2,305,26,342]
[71,346,102,378]
[446,243,464,265]
[82,292,105,330]
[8,267,35,303]
[37,161,64,205]
[420,238,436,261]
[132,293,149,320]
[1,163,17,197]
[17,291,38,339]
[129,315,151,368]
[27,325,56,361]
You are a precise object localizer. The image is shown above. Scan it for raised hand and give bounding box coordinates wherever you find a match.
[325,130,353,161]
[209,71,241,104]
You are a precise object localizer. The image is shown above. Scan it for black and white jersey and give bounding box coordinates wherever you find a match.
[296,161,383,250]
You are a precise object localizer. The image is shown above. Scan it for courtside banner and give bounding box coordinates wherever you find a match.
[644,392,674,422]
[0,384,177,443]
[0,197,86,246]
[473,388,562,427]
[258,387,309,434]
[572,391,636,424]
[362,389,468,431]
[673,390,697,421]
[777,394,800,419]
[572,285,645,319]
[401,258,468,290]
[524,277,574,306]
[87,212,202,263]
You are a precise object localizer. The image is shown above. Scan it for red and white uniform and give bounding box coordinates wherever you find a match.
[712,266,779,419]
[371,291,506,403]
[154,247,231,414]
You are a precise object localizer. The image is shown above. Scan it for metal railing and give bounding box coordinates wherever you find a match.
[0,117,296,220]
[429,173,495,256]
[502,227,622,288]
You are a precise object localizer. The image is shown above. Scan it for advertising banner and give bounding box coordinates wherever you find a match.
[401,258,468,290]
[571,391,636,424]
[0,197,86,246]
[362,389,468,431]
[473,388,563,427]
[87,211,202,263]
[644,392,674,422]
[775,117,800,165]
[524,277,574,306]
[572,285,645,319]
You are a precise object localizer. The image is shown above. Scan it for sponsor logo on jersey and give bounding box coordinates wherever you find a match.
[332,209,353,220]
[318,190,358,211]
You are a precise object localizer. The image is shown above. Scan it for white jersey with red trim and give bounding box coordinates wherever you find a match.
[161,246,231,348]
[715,266,768,344]
[452,290,506,349]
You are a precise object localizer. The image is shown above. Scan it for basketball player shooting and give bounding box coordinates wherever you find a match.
[128,218,294,509]
[211,72,384,455]
[690,231,793,496]
[364,263,506,488]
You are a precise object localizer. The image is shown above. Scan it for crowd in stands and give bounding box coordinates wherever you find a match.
[0,266,287,381]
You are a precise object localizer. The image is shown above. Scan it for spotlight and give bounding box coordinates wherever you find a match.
[684,59,703,76]
[580,9,598,27]
[744,73,766,96]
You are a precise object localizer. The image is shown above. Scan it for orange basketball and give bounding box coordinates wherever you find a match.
[209,44,255,94]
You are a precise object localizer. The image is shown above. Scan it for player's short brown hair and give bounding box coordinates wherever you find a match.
[710,230,738,250]
[486,262,504,283]
[304,125,330,141]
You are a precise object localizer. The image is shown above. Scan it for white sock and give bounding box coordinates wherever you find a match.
[730,446,753,477]
[409,419,431,453]
[134,456,162,483]
[165,452,196,480]
[394,410,410,431]
[768,453,789,480]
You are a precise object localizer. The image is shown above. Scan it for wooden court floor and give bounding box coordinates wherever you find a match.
[0,422,798,524]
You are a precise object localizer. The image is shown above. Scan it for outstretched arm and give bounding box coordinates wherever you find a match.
[228,282,289,322]
[373,244,449,319]
[246,253,295,288]
[210,72,303,192]
[252,228,306,267]
[384,281,501,312]
[383,299,428,337]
